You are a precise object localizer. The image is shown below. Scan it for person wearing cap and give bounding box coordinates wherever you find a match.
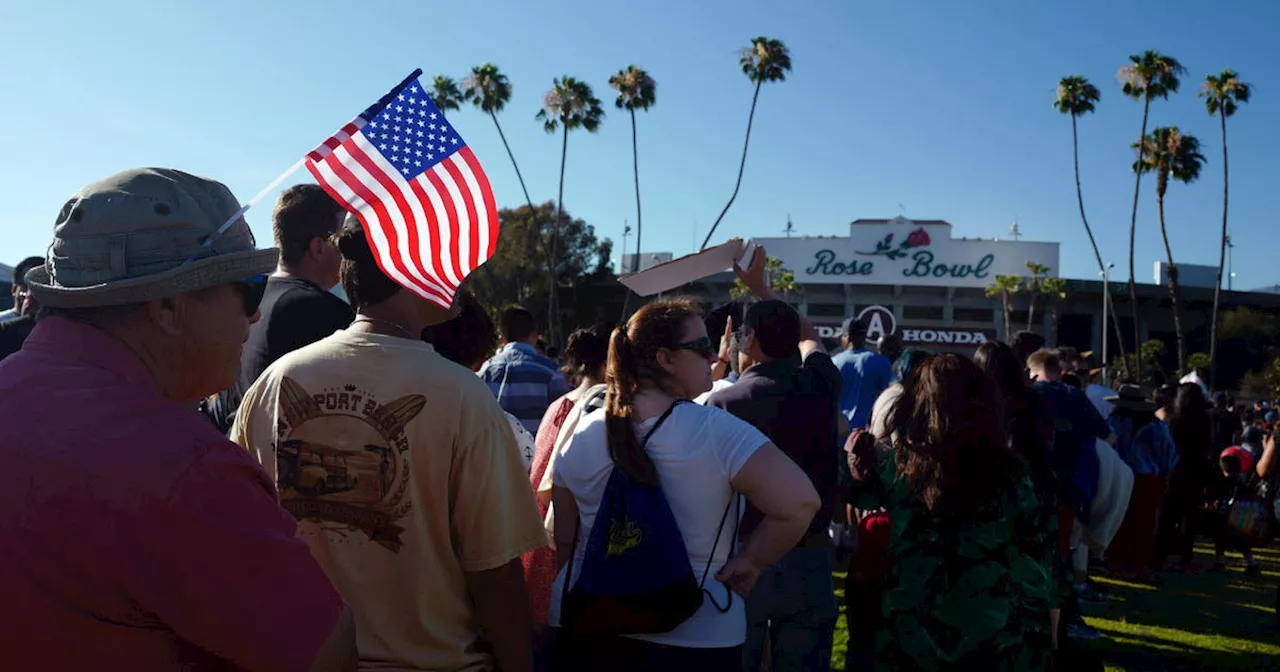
[232,215,547,672]
[206,184,354,434]
[706,247,843,672]
[832,317,892,431]
[0,255,45,360]
[0,168,356,670]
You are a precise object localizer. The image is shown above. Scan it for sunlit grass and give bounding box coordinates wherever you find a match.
[831,540,1279,671]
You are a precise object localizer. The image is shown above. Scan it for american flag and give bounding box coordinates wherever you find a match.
[305,69,498,307]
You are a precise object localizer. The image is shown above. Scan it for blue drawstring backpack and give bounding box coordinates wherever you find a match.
[560,400,737,637]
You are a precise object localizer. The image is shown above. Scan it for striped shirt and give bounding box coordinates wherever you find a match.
[478,342,568,435]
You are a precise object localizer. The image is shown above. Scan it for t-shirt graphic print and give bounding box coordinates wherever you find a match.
[273,377,422,552]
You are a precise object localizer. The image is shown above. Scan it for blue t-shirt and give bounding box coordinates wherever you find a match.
[832,348,892,429]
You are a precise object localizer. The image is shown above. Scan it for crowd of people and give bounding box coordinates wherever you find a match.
[0,167,1277,671]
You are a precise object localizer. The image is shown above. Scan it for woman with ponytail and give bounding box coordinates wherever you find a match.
[548,298,819,671]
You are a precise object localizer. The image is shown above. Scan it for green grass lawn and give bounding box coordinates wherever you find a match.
[830,541,1280,671]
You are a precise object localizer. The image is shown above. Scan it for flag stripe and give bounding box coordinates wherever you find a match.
[438,160,474,283]
[329,143,452,305]
[306,157,449,306]
[350,136,440,296]
[409,175,455,288]
[342,139,441,295]
[457,147,496,261]
[421,171,464,288]
[412,173,460,289]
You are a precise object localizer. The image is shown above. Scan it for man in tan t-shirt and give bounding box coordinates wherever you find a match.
[233,216,546,672]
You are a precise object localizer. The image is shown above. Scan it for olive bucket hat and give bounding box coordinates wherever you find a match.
[25,168,279,309]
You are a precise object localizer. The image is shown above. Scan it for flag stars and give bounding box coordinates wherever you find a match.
[429,112,437,119]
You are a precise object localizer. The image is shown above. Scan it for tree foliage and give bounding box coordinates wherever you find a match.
[466,202,616,336]
[1109,339,1169,388]
[730,256,797,300]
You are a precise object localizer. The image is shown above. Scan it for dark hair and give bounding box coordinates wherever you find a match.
[888,353,1023,513]
[565,323,611,379]
[974,342,1025,399]
[500,305,537,343]
[1011,330,1046,366]
[878,333,904,364]
[1169,383,1212,467]
[743,299,800,360]
[1154,384,1179,411]
[335,215,401,308]
[12,256,42,288]
[421,290,497,369]
[895,348,932,381]
[975,341,1050,486]
[273,184,346,266]
[606,298,703,484]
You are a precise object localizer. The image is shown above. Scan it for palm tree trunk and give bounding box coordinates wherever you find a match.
[1073,113,1132,379]
[491,111,545,259]
[1003,293,1012,342]
[1026,293,1037,333]
[547,125,569,346]
[1156,182,1186,373]
[490,111,534,210]
[621,109,642,319]
[701,79,764,250]
[1209,112,1229,389]
[1127,99,1152,380]
[1051,301,1061,346]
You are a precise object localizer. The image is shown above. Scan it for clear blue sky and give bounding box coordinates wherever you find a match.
[3,0,1277,288]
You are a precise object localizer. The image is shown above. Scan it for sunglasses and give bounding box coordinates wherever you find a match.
[233,275,268,316]
[672,336,714,358]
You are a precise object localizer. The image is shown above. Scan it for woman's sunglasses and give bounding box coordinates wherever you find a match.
[672,336,714,358]
[232,275,269,316]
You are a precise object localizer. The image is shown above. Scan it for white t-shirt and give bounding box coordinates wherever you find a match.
[549,403,768,648]
[694,377,735,405]
[505,411,536,472]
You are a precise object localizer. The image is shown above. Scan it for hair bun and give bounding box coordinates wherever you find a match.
[335,223,375,259]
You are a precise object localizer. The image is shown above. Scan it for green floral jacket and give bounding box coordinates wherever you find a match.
[853,456,1059,671]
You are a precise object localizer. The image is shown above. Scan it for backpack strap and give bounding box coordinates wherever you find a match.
[700,491,740,614]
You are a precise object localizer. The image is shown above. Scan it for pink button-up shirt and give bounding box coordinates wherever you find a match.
[0,317,343,670]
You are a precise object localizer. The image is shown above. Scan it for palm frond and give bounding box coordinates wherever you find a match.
[740,36,792,83]
[463,63,512,114]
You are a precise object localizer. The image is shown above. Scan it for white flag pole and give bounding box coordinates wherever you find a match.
[211,157,308,239]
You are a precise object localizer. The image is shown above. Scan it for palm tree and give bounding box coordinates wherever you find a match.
[1133,127,1206,373]
[609,66,657,276]
[1025,261,1050,332]
[1119,50,1185,379]
[700,37,791,249]
[462,64,536,215]
[1054,75,1131,378]
[536,77,604,344]
[986,275,1022,342]
[1201,69,1251,387]
[1041,277,1070,346]
[429,75,463,111]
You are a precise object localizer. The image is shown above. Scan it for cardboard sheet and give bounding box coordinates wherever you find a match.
[619,238,757,296]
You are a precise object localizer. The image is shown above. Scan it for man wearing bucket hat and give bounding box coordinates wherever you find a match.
[0,168,356,670]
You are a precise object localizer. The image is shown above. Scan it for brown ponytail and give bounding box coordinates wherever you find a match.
[603,298,703,484]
